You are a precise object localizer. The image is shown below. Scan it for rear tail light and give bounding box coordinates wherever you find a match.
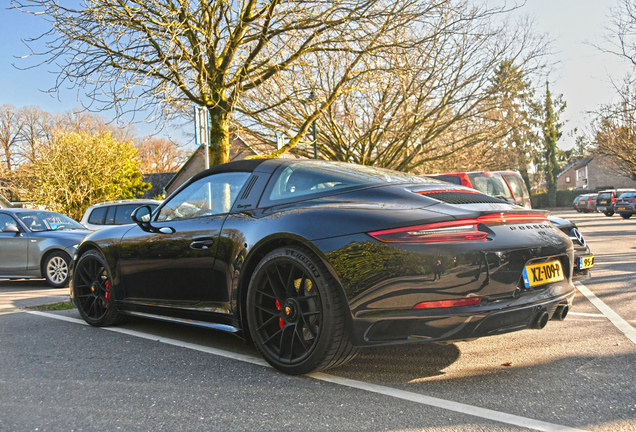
[588,197,593,204]
[612,195,616,203]
[368,213,548,243]
[630,199,636,203]
[369,220,487,243]
[413,297,482,309]
[475,213,548,224]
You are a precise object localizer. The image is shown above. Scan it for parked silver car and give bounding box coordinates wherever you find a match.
[80,199,161,231]
[0,209,90,287]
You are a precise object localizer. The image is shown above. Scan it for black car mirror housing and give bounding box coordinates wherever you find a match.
[131,205,174,234]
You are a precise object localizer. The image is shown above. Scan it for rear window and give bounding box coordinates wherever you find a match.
[88,207,108,225]
[466,173,513,201]
[619,192,636,199]
[430,175,462,185]
[501,173,529,199]
[267,161,431,202]
[598,192,612,200]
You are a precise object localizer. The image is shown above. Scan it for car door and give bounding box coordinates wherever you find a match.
[118,171,251,307]
[0,213,28,275]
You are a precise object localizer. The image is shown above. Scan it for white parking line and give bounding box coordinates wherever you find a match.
[575,282,636,345]
[27,310,588,432]
[568,312,605,318]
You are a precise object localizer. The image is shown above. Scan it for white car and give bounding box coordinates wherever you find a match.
[80,199,161,231]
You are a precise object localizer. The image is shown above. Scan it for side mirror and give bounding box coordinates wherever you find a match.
[130,205,174,234]
[131,205,152,224]
[1,224,20,233]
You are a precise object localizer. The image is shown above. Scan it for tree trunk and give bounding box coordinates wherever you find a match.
[209,105,230,166]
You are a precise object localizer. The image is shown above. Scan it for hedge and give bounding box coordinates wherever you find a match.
[531,188,611,209]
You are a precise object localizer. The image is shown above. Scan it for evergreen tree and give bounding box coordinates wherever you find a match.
[489,60,538,194]
[539,82,565,207]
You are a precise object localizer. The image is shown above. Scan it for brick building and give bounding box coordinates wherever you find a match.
[574,156,636,190]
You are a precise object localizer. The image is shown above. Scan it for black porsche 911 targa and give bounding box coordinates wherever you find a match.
[71,159,575,374]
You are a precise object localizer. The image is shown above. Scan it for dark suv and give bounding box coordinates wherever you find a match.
[596,189,636,216]
[614,191,636,219]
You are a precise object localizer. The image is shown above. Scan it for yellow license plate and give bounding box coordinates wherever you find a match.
[522,260,564,288]
[618,207,627,210]
[579,256,594,269]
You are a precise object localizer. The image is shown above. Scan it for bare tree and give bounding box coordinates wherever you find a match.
[593,82,636,180]
[15,105,53,165]
[236,6,548,172]
[603,0,636,66]
[14,0,433,165]
[0,104,25,174]
[136,137,187,173]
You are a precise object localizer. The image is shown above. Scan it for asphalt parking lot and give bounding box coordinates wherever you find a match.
[0,210,634,432]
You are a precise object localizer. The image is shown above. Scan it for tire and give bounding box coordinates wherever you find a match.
[246,246,357,375]
[43,251,71,288]
[621,213,632,219]
[73,249,125,327]
[576,209,581,213]
[604,211,614,217]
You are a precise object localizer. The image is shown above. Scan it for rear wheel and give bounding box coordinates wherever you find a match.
[604,211,614,217]
[73,249,125,326]
[43,251,71,288]
[246,246,357,375]
[621,213,632,219]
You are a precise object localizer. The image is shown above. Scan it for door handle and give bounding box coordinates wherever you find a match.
[190,238,215,250]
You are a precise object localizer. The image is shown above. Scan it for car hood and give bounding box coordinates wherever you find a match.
[31,229,91,241]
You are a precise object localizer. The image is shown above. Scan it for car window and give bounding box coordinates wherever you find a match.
[619,192,636,199]
[0,213,18,231]
[467,173,513,200]
[88,207,108,225]
[430,175,462,185]
[157,172,250,221]
[114,204,146,225]
[503,174,529,199]
[598,192,611,200]
[268,161,430,202]
[15,211,85,232]
[105,206,116,225]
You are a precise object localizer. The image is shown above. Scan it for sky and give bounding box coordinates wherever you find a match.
[0,1,633,150]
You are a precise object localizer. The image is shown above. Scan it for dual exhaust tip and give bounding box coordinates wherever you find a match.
[531,305,569,329]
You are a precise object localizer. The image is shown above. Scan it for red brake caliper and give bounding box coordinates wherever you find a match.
[276,300,284,329]
[104,280,110,302]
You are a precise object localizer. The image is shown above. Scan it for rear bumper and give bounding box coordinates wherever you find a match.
[615,205,636,214]
[349,283,575,346]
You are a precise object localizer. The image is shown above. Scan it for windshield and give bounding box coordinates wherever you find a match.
[268,161,433,201]
[17,211,86,232]
[466,173,514,201]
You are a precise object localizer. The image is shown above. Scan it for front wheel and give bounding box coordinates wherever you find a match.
[73,249,125,327]
[621,213,632,219]
[43,251,71,288]
[246,246,357,375]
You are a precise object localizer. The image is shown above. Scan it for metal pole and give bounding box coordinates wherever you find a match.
[205,110,210,170]
[312,118,317,159]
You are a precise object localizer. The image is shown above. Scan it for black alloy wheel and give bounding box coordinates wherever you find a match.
[621,213,632,219]
[73,249,124,327]
[605,211,614,217]
[247,246,357,375]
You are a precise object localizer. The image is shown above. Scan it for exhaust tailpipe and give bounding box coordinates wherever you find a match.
[551,305,569,321]
[531,310,549,329]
